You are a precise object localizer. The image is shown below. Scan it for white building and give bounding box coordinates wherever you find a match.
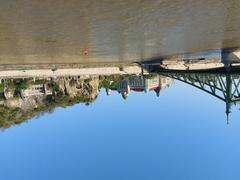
[111,75,172,99]
[21,84,52,99]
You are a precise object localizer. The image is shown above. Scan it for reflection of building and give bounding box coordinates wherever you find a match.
[110,75,172,99]
[21,84,52,98]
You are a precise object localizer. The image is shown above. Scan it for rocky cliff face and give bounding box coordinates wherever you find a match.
[4,96,46,111]
[0,74,130,128]
[3,76,100,111]
[58,76,99,99]
[0,76,102,128]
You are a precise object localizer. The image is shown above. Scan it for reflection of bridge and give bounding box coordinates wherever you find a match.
[160,71,240,123]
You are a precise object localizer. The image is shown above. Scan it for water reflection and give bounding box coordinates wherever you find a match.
[0,0,240,64]
[105,75,172,99]
[160,71,240,123]
[1,70,240,129]
[0,76,100,128]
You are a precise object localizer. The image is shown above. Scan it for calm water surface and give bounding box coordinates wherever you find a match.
[0,0,240,64]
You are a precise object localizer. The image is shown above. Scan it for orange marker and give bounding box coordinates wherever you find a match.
[83,48,89,56]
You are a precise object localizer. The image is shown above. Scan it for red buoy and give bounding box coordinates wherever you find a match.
[83,48,89,56]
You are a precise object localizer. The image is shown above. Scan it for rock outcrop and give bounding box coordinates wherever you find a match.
[0,76,102,129]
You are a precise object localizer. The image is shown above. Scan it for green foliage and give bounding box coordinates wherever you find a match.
[0,84,4,92]
[0,75,127,129]
[101,79,110,88]
[49,82,60,92]
[14,79,31,90]
[0,106,23,129]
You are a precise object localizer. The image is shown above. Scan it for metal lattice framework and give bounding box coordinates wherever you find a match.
[160,72,240,119]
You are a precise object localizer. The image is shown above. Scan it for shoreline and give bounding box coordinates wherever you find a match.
[0,48,240,79]
[0,63,148,79]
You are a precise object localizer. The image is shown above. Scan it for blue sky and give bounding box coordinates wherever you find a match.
[0,81,240,180]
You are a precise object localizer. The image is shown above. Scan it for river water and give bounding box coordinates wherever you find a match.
[0,0,240,64]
